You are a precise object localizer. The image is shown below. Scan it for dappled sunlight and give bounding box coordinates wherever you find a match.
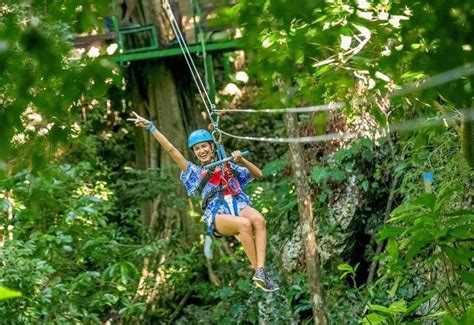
[1,0,473,323]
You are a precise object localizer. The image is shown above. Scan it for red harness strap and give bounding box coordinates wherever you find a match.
[201,163,241,196]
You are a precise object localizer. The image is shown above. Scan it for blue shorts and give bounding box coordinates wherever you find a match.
[204,195,250,236]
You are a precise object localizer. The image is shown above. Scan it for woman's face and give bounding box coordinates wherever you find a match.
[192,142,214,164]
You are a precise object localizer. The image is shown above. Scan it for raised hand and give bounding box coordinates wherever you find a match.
[231,150,242,163]
[127,111,149,128]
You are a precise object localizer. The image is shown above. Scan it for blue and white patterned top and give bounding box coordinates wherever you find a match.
[180,161,252,230]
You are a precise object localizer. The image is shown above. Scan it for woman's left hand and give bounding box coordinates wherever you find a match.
[231,150,243,163]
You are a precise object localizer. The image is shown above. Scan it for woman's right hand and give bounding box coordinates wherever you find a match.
[127,111,150,128]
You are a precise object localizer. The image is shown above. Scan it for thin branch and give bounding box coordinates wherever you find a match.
[167,290,192,324]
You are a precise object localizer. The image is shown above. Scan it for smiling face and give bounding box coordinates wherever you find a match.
[192,142,214,164]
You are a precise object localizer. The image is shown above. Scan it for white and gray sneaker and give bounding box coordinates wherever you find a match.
[263,268,279,292]
[252,267,279,292]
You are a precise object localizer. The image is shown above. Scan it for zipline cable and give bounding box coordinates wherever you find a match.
[215,102,346,114]
[216,108,471,144]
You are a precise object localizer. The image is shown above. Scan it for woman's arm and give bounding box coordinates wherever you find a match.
[128,111,188,172]
[231,150,263,178]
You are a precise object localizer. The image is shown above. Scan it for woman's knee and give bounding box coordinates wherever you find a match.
[252,214,266,230]
[238,218,253,235]
[242,208,266,229]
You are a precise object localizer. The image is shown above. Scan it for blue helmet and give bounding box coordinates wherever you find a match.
[188,129,214,149]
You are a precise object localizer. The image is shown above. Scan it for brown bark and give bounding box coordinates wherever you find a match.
[366,175,399,285]
[124,2,201,318]
[124,1,213,319]
[284,113,327,324]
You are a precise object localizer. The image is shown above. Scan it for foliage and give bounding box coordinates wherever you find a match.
[221,0,474,323]
[1,0,473,323]
[0,162,141,322]
[362,146,474,323]
[0,0,118,172]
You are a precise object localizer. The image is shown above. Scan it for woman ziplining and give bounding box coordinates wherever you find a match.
[127,111,279,292]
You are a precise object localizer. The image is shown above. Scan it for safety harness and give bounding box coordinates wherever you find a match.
[198,162,242,235]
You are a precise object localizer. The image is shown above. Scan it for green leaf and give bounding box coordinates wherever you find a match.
[457,270,474,288]
[262,159,287,176]
[388,300,407,313]
[329,168,345,182]
[0,286,21,300]
[387,238,399,261]
[412,193,437,211]
[314,64,331,77]
[389,277,401,297]
[313,113,328,135]
[368,304,392,315]
[337,263,354,272]
[378,226,405,240]
[361,180,369,191]
[448,225,474,240]
[311,166,328,183]
[443,246,472,268]
[403,242,427,263]
[371,105,387,125]
[363,313,386,324]
[389,203,425,222]
[81,206,97,214]
[400,71,426,81]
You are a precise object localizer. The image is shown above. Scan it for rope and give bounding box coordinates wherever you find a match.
[162,0,217,127]
[216,108,471,144]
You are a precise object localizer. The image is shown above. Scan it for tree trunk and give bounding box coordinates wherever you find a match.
[128,0,206,238]
[284,113,327,324]
[124,1,217,319]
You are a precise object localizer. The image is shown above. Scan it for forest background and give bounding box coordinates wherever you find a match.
[0,0,473,323]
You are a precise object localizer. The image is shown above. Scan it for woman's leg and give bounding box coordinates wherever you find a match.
[239,206,266,269]
[214,214,257,269]
[123,0,138,22]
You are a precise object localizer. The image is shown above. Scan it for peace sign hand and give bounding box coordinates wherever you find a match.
[127,111,150,128]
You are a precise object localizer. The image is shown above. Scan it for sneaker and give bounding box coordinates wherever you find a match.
[252,267,266,287]
[252,267,279,292]
[263,268,279,292]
